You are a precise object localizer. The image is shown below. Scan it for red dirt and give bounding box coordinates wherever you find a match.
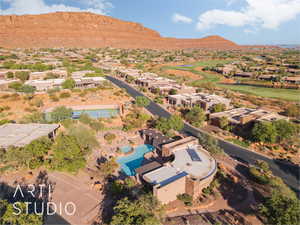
[0,12,241,50]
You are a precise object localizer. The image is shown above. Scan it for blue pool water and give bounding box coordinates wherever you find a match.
[72,109,119,119]
[120,146,132,153]
[117,144,155,176]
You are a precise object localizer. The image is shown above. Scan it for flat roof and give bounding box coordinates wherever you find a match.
[143,145,216,186]
[172,146,216,179]
[143,166,182,185]
[0,123,59,148]
[135,161,162,175]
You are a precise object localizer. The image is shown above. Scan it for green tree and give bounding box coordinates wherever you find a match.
[0,200,43,225]
[135,96,150,108]
[155,117,171,134]
[169,89,178,95]
[21,112,46,123]
[198,133,223,155]
[20,85,36,94]
[219,116,229,130]
[177,193,193,206]
[99,158,118,177]
[211,103,226,113]
[111,195,162,225]
[123,110,150,131]
[259,190,300,225]
[284,104,300,118]
[169,115,184,131]
[252,121,277,143]
[49,134,86,173]
[67,125,99,151]
[8,81,22,91]
[62,78,76,89]
[184,106,206,128]
[6,71,14,79]
[273,120,297,143]
[50,106,73,122]
[15,71,30,82]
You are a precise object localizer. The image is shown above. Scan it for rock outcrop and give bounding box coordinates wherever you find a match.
[0,12,239,49]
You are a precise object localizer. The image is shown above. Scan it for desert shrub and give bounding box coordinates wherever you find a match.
[59,92,71,98]
[49,94,59,102]
[104,133,116,143]
[67,124,99,151]
[50,106,73,122]
[177,193,193,206]
[32,98,44,108]
[90,121,105,131]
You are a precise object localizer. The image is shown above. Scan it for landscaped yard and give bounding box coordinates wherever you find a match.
[218,84,300,102]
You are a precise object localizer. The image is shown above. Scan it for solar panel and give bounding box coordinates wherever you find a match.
[187,149,202,162]
[158,172,188,188]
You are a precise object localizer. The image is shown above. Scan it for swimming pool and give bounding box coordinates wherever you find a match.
[72,109,119,119]
[117,144,155,176]
[120,146,132,153]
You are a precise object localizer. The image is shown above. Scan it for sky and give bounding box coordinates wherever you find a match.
[1,0,300,45]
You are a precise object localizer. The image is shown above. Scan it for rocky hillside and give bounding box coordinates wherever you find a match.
[0,12,239,49]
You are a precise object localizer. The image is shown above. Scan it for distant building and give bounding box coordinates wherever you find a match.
[0,123,59,148]
[168,93,231,112]
[282,76,300,84]
[25,77,106,91]
[209,107,287,128]
[25,79,65,91]
[71,70,94,79]
[74,77,106,89]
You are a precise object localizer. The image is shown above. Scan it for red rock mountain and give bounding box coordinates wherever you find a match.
[0,12,240,49]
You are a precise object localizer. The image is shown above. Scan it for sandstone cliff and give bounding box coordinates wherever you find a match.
[0,12,239,49]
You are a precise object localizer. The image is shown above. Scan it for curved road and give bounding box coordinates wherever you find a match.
[106,76,300,194]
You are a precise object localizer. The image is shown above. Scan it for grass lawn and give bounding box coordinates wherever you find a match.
[162,60,230,85]
[163,59,233,71]
[192,60,233,67]
[162,60,300,102]
[218,84,300,102]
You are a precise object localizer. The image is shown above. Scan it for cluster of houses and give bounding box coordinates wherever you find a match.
[115,66,288,132]
[213,59,300,84]
[115,68,194,94]
[0,68,106,91]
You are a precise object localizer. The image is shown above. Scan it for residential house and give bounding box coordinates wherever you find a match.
[168,93,231,112]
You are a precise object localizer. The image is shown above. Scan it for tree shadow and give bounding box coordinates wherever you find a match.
[273,159,300,181]
[218,165,255,215]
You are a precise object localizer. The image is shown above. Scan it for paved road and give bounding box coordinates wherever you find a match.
[106,76,300,194]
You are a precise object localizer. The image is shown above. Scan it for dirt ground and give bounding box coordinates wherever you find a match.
[164,69,202,80]
[0,88,131,121]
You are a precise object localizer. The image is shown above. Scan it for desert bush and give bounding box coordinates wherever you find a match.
[59,92,71,98]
